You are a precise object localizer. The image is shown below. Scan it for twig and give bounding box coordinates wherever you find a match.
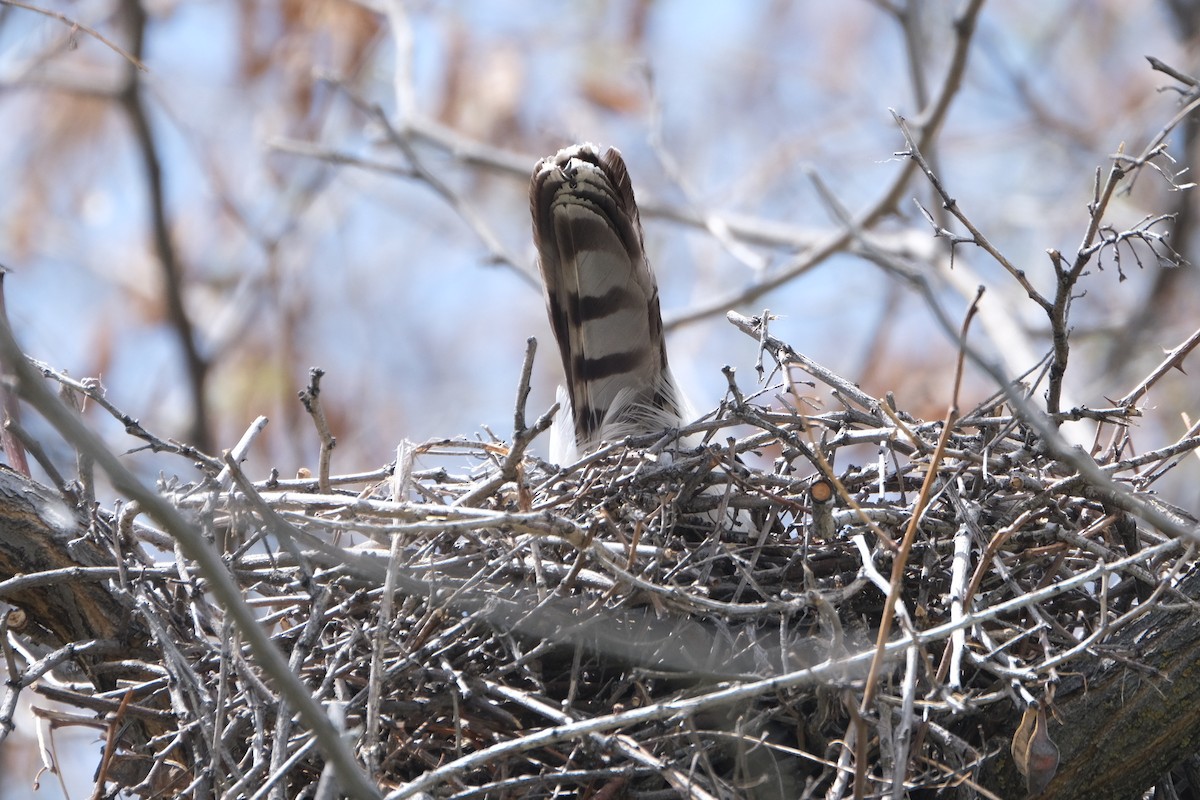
[893,111,1049,311]
[28,358,223,473]
[298,369,336,494]
[89,690,134,800]
[455,339,556,508]
[0,0,146,70]
[726,311,882,414]
[1118,324,1200,407]
[1147,55,1200,88]
[214,415,270,491]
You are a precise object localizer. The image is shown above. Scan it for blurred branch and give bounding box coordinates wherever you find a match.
[644,69,769,274]
[892,1,955,241]
[317,82,537,286]
[117,0,211,452]
[399,114,839,254]
[0,0,146,71]
[271,129,844,254]
[269,136,418,180]
[661,0,986,330]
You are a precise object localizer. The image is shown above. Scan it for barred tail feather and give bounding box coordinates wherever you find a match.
[531,143,685,455]
[531,144,753,534]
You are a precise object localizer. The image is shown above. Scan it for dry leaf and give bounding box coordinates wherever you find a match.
[1012,702,1060,796]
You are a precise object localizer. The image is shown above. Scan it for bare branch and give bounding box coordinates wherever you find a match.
[0,0,146,71]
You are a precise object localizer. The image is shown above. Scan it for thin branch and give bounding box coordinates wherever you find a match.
[1118,324,1200,407]
[298,368,336,495]
[0,0,146,71]
[893,111,1050,311]
[455,339,556,508]
[29,358,222,472]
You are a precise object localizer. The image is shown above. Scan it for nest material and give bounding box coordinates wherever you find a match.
[2,319,1197,800]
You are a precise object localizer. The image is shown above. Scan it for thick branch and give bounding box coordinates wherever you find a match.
[0,467,133,651]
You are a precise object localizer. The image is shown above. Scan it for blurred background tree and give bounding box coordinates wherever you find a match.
[1,0,1199,794]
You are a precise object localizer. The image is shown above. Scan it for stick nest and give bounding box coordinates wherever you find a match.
[13,317,1198,800]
